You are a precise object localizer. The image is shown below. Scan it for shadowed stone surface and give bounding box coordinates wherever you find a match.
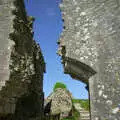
[0,0,45,120]
[58,0,120,119]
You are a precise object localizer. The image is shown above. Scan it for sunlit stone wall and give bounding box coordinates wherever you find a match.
[58,0,120,119]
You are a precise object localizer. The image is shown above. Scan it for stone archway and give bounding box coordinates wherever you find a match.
[57,45,96,120]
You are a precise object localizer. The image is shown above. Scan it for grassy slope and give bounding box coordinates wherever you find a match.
[62,99,89,120]
[72,99,89,111]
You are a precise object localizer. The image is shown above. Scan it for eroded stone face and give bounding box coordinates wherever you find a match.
[0,0,45,119]
[0,0,15,92]
[58,0,120,119]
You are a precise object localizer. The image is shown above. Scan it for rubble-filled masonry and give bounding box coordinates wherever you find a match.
[0,0,45,119]
[58,0,120,120]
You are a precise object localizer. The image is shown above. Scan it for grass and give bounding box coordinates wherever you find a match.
[53,82,67,91]
[72,99,90,110]
[62,117,75,120]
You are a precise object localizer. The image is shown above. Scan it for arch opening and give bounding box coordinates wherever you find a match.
[25,0,92,119]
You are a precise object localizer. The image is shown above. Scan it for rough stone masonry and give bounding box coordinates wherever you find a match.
[0,0,45,119]
[58,0,120,120]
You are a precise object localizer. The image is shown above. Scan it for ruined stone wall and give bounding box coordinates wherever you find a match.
[0,0,45,119]
[58,0,120,119]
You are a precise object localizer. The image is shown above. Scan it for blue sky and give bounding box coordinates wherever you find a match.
[24,0,88,99]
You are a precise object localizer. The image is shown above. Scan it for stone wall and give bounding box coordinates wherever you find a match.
[0,0,45,119]
[58,0,120,119]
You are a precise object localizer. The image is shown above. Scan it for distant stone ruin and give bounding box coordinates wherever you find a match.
[58,0,120,120]
[45,88,72,118]
[0,0,45,119]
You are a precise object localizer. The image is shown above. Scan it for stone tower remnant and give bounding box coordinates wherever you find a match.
[0,0,45,119]
[58,0,120,119]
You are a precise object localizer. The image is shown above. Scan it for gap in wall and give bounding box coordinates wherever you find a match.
[24,0,88,100]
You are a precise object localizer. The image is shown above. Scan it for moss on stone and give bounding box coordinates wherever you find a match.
[53,82,67,91]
